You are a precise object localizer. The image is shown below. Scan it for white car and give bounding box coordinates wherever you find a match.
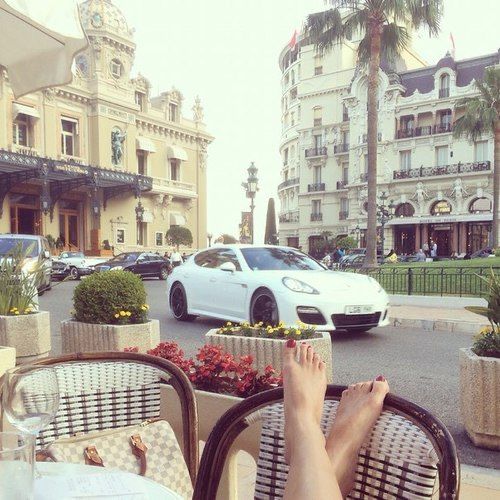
[167,245,390,332]
[54,251,107,279]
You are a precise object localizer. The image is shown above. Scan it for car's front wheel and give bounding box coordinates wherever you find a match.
[250,288,279,326]
[170,283,197,321]
[158,266,169,280]
[69,267,79,280]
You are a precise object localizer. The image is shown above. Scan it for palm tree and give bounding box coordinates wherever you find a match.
[304,0,442,266]
[453,66,500,248]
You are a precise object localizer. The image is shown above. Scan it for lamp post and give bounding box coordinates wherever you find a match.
[350,224,361,247]
[207,232,213,247]
[241,162,259,244]
[376,191,395,257]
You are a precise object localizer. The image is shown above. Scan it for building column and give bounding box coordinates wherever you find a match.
[460,222,468,252]
[422,224,429,248]
[415,224,421,250]
[452,222,459,253]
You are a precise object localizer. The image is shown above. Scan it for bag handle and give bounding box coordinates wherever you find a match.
[85,445,104,467]
[130,434,148,476]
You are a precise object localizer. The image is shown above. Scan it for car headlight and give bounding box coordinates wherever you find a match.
[111,266,123,271]
[282,277,319,294]
[369,277,384,293]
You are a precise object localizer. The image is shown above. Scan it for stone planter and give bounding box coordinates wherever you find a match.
[459,348,500,450]
[206,329,333,382]
[0,312,51,364]
[0,346,16,376]
[60,319,160,354]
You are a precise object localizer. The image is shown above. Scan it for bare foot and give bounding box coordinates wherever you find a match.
[325,377,390,497]
[283,339,327,464]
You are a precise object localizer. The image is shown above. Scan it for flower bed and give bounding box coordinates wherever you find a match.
[215,321,319,340]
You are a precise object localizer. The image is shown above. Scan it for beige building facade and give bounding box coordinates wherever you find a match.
[278,32,498,257]
[0,0,212,255]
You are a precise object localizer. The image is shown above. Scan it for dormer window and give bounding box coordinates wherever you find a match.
[135,91,145,111]
[439,74,450,98]
[169,102,178,122]
[110,59,123,79]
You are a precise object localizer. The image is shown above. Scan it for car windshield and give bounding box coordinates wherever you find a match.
[0,239,38,257]
[63,252,84,258]
[108,253,139,263]
[241,247,324,271]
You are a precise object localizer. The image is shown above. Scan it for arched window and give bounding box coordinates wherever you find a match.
[431,200,452,215]
[394,203,415,217]
[469,197,491,213]
[439,74,450,98]
[290,70,295,85]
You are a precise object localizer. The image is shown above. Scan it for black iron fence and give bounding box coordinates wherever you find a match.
[354,266,499,297]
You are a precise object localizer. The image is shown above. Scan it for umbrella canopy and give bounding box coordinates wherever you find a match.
[0,0,87,98]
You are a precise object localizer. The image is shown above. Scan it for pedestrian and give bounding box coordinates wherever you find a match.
[171,249,182,267]
[385,249,398,264]
[322,253,331,269]
[430,240,438,259]
[415,249,426,262]
[422,241,429,256]
[182,252,187,262]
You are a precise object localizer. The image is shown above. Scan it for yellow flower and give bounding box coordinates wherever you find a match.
[114,313,120,318]
[14,311,19,315]
[296,330,301,336]
[119,311,126,317]
[284,329,290,335]
[125,311,132,317]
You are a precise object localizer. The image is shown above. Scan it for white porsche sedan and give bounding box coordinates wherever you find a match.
[167,245,390,332]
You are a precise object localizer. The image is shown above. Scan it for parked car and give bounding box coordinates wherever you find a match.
[167,245,390,333]
[93,252,171,279]
[470,247,494,259]
[50,260,71,281]
[0,234,52,294]
[55,251,107,279]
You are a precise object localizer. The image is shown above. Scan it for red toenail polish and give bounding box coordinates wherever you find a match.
[286,339,296,348]
[376,375,385,382]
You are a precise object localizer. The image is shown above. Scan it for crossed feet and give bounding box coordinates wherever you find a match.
[283,339,390,498]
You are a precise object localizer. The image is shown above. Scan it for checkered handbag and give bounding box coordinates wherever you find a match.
[40,419,193,499]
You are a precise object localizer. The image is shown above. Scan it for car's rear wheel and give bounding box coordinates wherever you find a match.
[250,288,279,326]
[69,267,79,280]
[158,266,169,280]
[170,283,197,321]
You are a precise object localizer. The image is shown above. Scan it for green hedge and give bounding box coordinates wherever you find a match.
[73,271,148,325]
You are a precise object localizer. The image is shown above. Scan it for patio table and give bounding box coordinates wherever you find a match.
[34,462,182,499]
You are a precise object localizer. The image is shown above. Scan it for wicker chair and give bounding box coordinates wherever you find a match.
[0,352,198,489]
[194,386,460,500]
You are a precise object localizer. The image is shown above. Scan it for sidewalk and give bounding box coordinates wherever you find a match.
[388,294,489,334]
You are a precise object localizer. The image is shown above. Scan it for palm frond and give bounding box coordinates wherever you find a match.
[453,98,495,141]
[380,23,410,62]
[356,33,371,65]
[304,9,345,54]
[406,0,443,35]
[381,0,412,24]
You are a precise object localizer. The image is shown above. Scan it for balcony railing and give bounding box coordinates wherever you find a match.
[308,182,325,192]
[393,161,491,180]
[361,133,382,143]
[336,180,348,190]
[395,123,452,139]
[310,212,323,222]
[339,211,349,220]
[278,177,299,190]
[334,143,349,154]
[439,88,450,98]
[279,211,299,223]
[151,177,196,193]
[305,146,327,158]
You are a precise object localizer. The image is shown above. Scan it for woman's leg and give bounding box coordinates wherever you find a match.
[283,340,342,500]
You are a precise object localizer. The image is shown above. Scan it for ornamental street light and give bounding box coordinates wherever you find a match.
[350,224,361,246]
[207,232,213,247]
[376,191,395,257]
[241,162,259,244]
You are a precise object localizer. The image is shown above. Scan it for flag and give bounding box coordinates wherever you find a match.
[450,33,456,58]
[288,29,297,50]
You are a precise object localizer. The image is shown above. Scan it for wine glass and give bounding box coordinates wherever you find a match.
[2,365,60,474]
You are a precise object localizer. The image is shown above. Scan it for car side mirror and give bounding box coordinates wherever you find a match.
[219,262,236,273]
[44,250,50,259]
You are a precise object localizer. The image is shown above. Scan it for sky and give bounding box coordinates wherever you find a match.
[114,0,500,244]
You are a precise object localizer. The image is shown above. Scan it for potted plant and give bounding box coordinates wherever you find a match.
[460,269,500,450]
[61,270,160,353]
[0,244,51,364]
[206,322,333,382]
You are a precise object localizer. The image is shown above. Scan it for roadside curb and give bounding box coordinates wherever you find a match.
[461,464,500,491]
[389,317,486,334]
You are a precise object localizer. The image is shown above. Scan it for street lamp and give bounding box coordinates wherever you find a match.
[241,162,259,244]
[376,191,395,257]
[207,232,213,247]
[350,224,361,247]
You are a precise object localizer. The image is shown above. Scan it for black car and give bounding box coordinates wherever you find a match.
[93,252,172,280]
[51,260,70,281]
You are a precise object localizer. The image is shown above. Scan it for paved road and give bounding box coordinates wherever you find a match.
[40,280,497,469]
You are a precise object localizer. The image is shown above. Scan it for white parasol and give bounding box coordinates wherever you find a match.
[0,0,87,98]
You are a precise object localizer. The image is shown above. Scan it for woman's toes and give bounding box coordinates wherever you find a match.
[299,343,309,363]
[359,382,372,393]
[371,378,390,397]
[306,345,314,363]
[283,339,297,363]
[312,353,320,368]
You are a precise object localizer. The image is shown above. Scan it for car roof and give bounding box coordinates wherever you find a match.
[0,234,42,240]
[208,244,297,251]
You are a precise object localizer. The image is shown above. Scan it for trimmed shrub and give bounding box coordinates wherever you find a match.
[73,270,148,325]
[495,248,500,257]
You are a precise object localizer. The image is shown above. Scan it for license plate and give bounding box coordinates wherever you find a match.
[345,305,373,315]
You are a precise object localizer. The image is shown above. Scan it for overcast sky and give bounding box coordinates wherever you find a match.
[114,0,500,244]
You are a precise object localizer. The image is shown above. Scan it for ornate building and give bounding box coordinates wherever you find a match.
[278,32,498,257]
[0,0,212,254]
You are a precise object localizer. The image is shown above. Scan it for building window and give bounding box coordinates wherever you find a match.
[469,197,491,213]
[313,107,322,127]
[313,165,322,184]
[314,54,323,75]
[12,115,31,147]
[474,140,488,162]
[170,159,180,181]
[439,74,450,98]
[340,198,349,213]
[341,130,349,145]
[155,232,164,246]
[363,153,369,173]
[137,151,147,175]
[435,145,448,166]
[431,200,452,215]
[110,59,123,79]
[439,109,452,127]
[342,163,349,183]
[399,150,412,171]
[116,229,125,244]
[61,117,79,156]
[313,134,323,149]
[342,104,349,122]
[312,199,321,214]
[283,148,289,165]
[395,203,415,217]
[169,103,178,122]
[401,115,414,131]
[136,221,147,246]
[135,91,145,111]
